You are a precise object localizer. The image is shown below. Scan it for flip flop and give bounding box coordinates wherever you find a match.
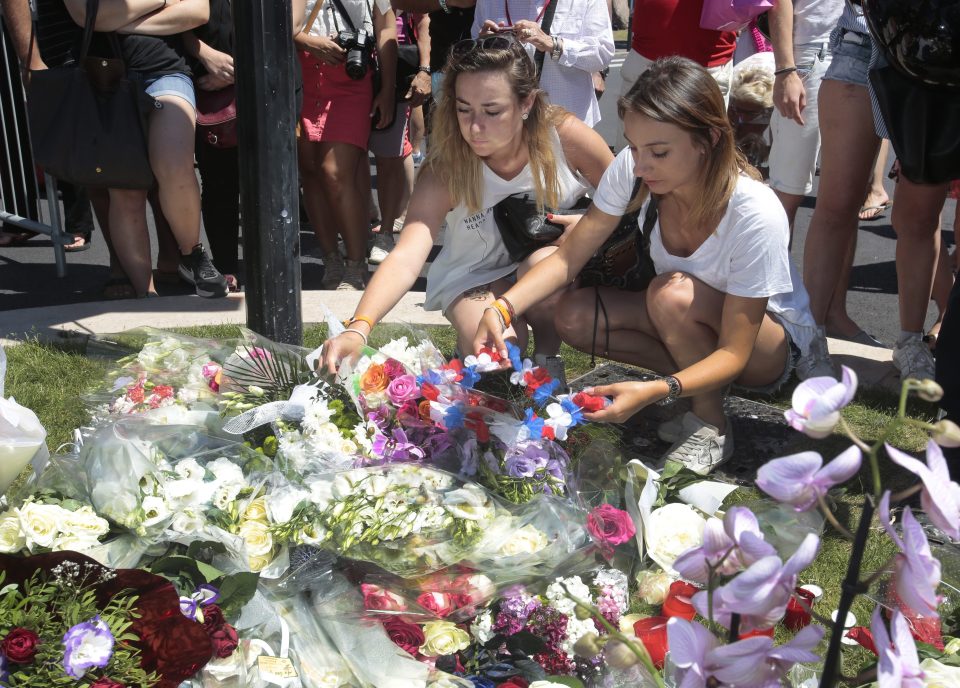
[64,231,92,252]
[858,201,891,221]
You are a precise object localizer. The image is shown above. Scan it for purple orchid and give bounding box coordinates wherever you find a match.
[756,446,862,511]
[692,533,820,632]
[879,492,942,618]
[668,618,823,688]
[673,506,777,584]
[871,607,925,687]
[371,428,426,462]
[885,440,960,540]
[62,616,115,678]
[784,365,858,438]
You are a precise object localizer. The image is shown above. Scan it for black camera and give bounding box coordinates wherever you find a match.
[335,29,375,80]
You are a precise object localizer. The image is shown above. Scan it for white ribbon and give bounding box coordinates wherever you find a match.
[222,384,326,435]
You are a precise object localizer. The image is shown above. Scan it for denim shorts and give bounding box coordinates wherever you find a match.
[823,29,872,87]
[144,72,196,111]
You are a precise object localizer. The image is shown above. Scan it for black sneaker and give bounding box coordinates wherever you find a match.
[178,244,228,298]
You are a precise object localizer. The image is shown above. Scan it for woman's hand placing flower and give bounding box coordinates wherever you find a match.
[580,381,667,423]
[319,331,366,375]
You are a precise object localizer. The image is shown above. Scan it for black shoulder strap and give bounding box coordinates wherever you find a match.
[79,0,99,61]
[641,192,658,236]
[329,0,358,33]
[533,0,559,82]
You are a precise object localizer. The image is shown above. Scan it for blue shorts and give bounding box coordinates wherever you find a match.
[823,28,872,87]
[144,72,196,112]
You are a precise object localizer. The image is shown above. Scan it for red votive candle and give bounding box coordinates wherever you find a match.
[739,626,776,640]
[784,587,816,631]
[633,616,670,669]
[661,581,699,620]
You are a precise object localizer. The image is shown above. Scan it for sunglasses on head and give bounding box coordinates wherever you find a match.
[449,34,521,60]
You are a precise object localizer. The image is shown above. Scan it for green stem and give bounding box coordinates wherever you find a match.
[817,493,854,540]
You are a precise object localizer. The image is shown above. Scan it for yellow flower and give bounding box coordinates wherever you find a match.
[419,620,471,657]
[498,524,548,557]
[243,497,269,523]
[247,553,274,572]
[239,519,273,557]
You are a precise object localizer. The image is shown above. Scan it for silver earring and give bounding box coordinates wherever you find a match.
[521,112,529,120]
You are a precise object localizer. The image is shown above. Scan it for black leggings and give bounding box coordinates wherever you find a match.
[195,139,240,276]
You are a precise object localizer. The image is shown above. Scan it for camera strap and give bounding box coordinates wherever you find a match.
[328,0,368,35]
[533,0,558,82]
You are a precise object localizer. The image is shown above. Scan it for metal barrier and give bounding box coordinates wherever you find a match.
[0,13,66,277]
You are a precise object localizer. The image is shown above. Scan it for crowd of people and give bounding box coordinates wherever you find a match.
[1,0,957,472]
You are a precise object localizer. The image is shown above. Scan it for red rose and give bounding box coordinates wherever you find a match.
[571,392,607,412]
[91,679,126,688]
[416,591,457,618]
[208,624,239,658]
[361,584,408,612]
[586,504,637,546]
[384,358,407,380]
[498,679,529,688]
[127,383,145,404]
[2,627,38,663]
[661,581,698,621]
[383,618,425,656]
[201,604,226,630]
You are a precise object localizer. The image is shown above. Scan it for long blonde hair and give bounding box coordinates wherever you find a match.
[424,38,563,214]
[618,57,761,229]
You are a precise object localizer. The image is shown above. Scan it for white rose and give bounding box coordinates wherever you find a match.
[645,503,707,574]
[499,524,549,557]
[266,487,309,525]
[239,519,273,557]
[51,535,101,552]
[170,510,206,535]
[919,658,960,687]
[0,512,25,553]
[635,570,674,605]
[141,495,171,528]
[17,502,66,549]
[207,457,246,488]
[59,506,110,540]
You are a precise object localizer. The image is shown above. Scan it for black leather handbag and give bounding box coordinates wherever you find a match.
[492,192,565,262]
[579,178,658,292]
[26,0,155,189]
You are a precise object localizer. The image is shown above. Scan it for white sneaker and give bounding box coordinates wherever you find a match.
[336,259,367,291]
[660,413,733,476]
[320,252,344,290]
[368,233,394,264]
[796,326,837,380]
[893,337,936,381]
[657,410,731,444]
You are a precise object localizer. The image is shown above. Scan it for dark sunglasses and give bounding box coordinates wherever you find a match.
[449,34,521,60]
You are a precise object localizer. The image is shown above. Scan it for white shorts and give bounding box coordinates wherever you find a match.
[768,42,831,196]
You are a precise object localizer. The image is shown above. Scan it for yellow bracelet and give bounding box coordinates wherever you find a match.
[492,300,512,329]
[344,315,375,330]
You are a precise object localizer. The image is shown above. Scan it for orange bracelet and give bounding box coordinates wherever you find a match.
[344,315,375,330]
[492,300,512,328]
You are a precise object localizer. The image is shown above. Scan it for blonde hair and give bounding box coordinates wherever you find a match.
[423,39,563,214]
[617,57,761,229]
[731,65,774,110]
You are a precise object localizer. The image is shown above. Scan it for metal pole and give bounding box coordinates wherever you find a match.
[233,0,302,345]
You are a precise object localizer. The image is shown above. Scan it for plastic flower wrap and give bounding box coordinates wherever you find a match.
[83,329,231,427]
[0,391,48,496]
[0,491,110,557]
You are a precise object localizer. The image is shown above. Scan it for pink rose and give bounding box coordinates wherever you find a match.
[386,374,421,405]
[416,591,457,617]
[451,574,496,606]
[383,358,407,379]
[586,504,636,546]
[361,584,408,612]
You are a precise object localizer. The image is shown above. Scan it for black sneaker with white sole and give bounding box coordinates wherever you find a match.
[178,244,228,298]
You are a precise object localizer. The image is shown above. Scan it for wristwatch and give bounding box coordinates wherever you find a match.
[656,375,682,406]
[416,66,431,74]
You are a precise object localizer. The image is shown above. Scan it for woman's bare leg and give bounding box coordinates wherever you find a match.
[106,188,156,297]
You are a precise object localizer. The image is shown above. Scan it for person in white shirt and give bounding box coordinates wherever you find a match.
[473,0,614,127]
[474,57,833,475]
[318,36,613,374]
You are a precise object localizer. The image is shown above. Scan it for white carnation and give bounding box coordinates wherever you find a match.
[140,495,171,528]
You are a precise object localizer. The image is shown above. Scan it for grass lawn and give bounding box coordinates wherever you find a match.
[4,323,942,680]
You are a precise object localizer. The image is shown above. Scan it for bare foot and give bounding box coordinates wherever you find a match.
[858,189,891,220]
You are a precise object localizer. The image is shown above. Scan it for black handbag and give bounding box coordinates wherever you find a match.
[26,0,155,189]
[493,193,566,262]
[579,178,658,292]
[869,64,960,185]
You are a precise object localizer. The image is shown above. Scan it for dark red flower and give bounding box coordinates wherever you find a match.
[201,604,226,630]
[382,618,425,656]
[90,679,126,688]
[208,624,239,659]
[2,627,39,663]
[498,679,529,688]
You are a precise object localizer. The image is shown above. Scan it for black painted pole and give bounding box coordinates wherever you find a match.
[233,0,303,345]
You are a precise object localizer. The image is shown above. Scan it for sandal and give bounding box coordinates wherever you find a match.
[64,230,92,252]
[102,276,137,300]
[858,201,891,221]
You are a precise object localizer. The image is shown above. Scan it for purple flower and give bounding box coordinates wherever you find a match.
[365,405,392,432]
[784,365,857,438]
[461,438,479,477]
[756,446,862,511]
[371,428,426,462]
[669,618,824,688]
[879,492,942,618]
[494,592,540,635]
[544,457,565,481]
[885,440,960,540]
[62,616,115,679]
[872,607,925,687]
[692,533,820,632]
[674,506,776,584]
[386,374,421,405]
[504,454,540,478]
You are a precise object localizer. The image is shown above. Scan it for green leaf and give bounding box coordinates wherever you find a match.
[216,572,260,618]
[543,677,585,688]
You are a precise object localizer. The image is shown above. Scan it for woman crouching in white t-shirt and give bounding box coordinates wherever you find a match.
[474,56,833,475]
[318,36,612,374]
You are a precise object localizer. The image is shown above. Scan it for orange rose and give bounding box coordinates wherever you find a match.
[419,400,433,421]
[360,363,390,394]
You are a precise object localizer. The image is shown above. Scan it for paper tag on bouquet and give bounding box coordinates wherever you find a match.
[257,656,299,683]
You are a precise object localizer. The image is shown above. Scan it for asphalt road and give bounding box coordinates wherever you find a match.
[1,49,956,347]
